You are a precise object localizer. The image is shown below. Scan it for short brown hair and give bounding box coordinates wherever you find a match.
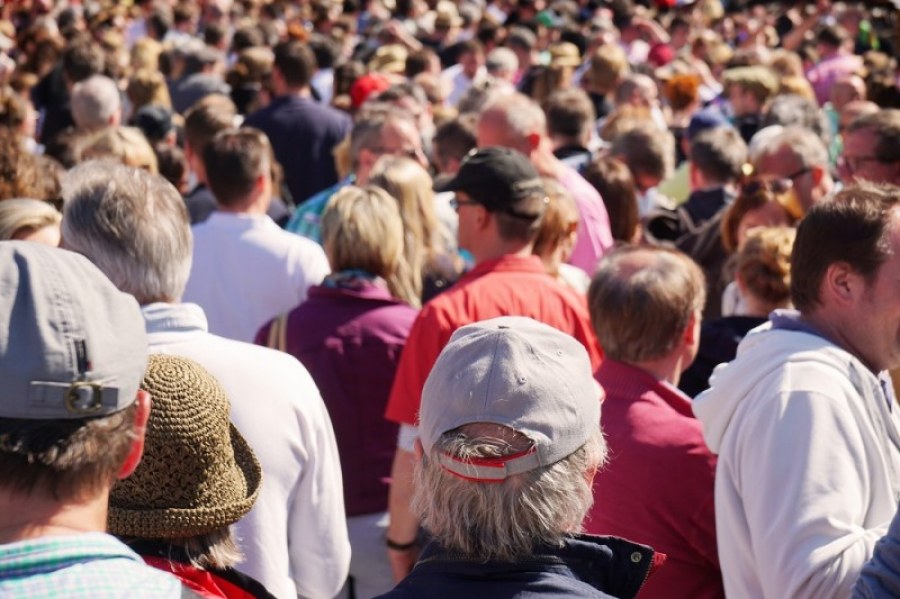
[543,88,596,141]
[183,95,237,156]
[791,183,900,313]
[846,109,900,165]
[690,127,747,185]
[203,128,272,207]
[0,404,137,501]
[589,246,706,362]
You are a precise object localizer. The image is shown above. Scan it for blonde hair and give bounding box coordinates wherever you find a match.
[369,156,450,307]
[532,179,579,277]
[320,185,410,303]
[0,198,61,241]
[130,38,162,71]
[126,69,172,111]
[736,226,795,308]
[76,127,159,174]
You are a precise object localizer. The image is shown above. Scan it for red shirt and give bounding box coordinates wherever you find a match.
[586,359,723,599]
[385,254,602,425]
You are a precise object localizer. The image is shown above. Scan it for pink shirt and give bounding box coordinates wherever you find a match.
[558,165,614,275]
[806,53,863,106]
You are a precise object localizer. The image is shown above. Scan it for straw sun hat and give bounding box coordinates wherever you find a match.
[109,355,262,539]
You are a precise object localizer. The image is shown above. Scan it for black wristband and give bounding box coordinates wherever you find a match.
[385,537,418,551]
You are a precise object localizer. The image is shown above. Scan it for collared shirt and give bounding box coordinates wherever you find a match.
[0,533,182,598]
[141,302,350,599]
[284,176,354,242]
[385,254,602,426]
[183,211,330,343]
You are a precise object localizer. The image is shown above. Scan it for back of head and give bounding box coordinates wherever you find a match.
[61,160,192,304]
[753,125,829,171]
[75,126,158,174]
[203,127,271,208]
[71,75,121,130]
[543,88,596,143]
[791,182,900,313]
[62,36,105,84]
[583,44,628,95]
[109,354,261,570]
[274,39,316,89]
[582,156,639,243]
[415,317,604,561]
[183,95,237,156]
[0,198,61,241]
[0,241,146,503]
[321,184,404,284]
[611,122,675,185]
[532,178,579,266]
[479,93,547,151]
[588,246,705,363]
[432,114,478,172]
[763,94,827,140]
[690,126,748,185]
[737,226,795,309]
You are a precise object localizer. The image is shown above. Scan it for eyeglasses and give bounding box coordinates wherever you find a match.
[839,154,883,174]
[741,177,793,197]
[449,196,480,211]
[785,167,811,181]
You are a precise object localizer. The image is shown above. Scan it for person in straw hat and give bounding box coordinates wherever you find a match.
[108,354,273,599]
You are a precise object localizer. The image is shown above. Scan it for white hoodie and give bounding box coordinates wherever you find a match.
[693,315,900,599]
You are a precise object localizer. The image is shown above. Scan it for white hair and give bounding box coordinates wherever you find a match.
[61,161,192,304]
[413,425,606,561]
[71,75,121,130]
[752,125,829,170]
[485,47,519,76]
[480,92,547,146]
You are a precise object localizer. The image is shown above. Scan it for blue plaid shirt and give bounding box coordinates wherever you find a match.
[284,176,354,243]
[0,533,183,598]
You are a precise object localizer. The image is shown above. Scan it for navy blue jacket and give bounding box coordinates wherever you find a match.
[244,95,351,206]
[377,535,656,598]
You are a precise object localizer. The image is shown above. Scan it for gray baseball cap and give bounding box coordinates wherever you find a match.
[0,242,148,420]
[420,316,602,482]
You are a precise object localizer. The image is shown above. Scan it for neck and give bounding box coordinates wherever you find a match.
[0,488,109,544]
[530,139,565,178]
[471,241,533,265]
[628,353,688,386]
[801,310,879,373]
[283,85,312,98]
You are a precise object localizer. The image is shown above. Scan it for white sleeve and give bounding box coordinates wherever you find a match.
[287,375,351,599]
[735,390,889,599]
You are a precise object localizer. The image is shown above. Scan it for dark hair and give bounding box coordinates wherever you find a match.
[791,183,900,312]
[155,143,187,192]
[817,24,847,49]
[308,34,339,70]
[274,40,316,88]
[0,404,137,501]
[204,21,228,48]
[690,127,747,185]
[846,110,900,164]
[433,114,477,171]
[582,156,639,243]
[405,48,438,79]
[231,26,265,53]
[543,88,596,140]
[147,5,173,40]
[203,128,272,207]
[62,37,105,84]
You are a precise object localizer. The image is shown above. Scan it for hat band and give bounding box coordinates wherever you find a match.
[437,446,542,482]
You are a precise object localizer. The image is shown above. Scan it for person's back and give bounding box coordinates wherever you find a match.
[182,128,330,342]
[244,40,351,204]
[60,160,351,599]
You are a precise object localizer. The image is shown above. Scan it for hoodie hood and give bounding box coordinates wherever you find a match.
[693,315,879,454]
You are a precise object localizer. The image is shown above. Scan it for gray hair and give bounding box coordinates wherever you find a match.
[71,75,121,130]
[486,47,518,76]
[61,161,192,304]
[348,103,415,168]
[762,94,828,141]
[413,424,606,562]
[752,125,828,170]
[480,92,547,147]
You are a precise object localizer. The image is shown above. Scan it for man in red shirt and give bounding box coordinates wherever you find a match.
[585,245,723,599]
[383,147,602,580]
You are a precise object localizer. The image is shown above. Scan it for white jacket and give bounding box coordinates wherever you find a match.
[143,302,350,599]
[694,315,900,599]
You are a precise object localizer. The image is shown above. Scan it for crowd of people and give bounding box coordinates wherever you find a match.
[0,0,899,597]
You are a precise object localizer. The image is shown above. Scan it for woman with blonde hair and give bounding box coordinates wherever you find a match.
[369,156,458,306]
[0,198,61,245]
[75,127,159,174]
[256,185,418,599]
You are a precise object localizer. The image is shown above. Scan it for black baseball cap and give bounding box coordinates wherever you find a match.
[443,147,547,220]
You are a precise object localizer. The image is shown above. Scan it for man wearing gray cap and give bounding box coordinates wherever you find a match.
[377,316,656,598]
[0,242,183,597]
